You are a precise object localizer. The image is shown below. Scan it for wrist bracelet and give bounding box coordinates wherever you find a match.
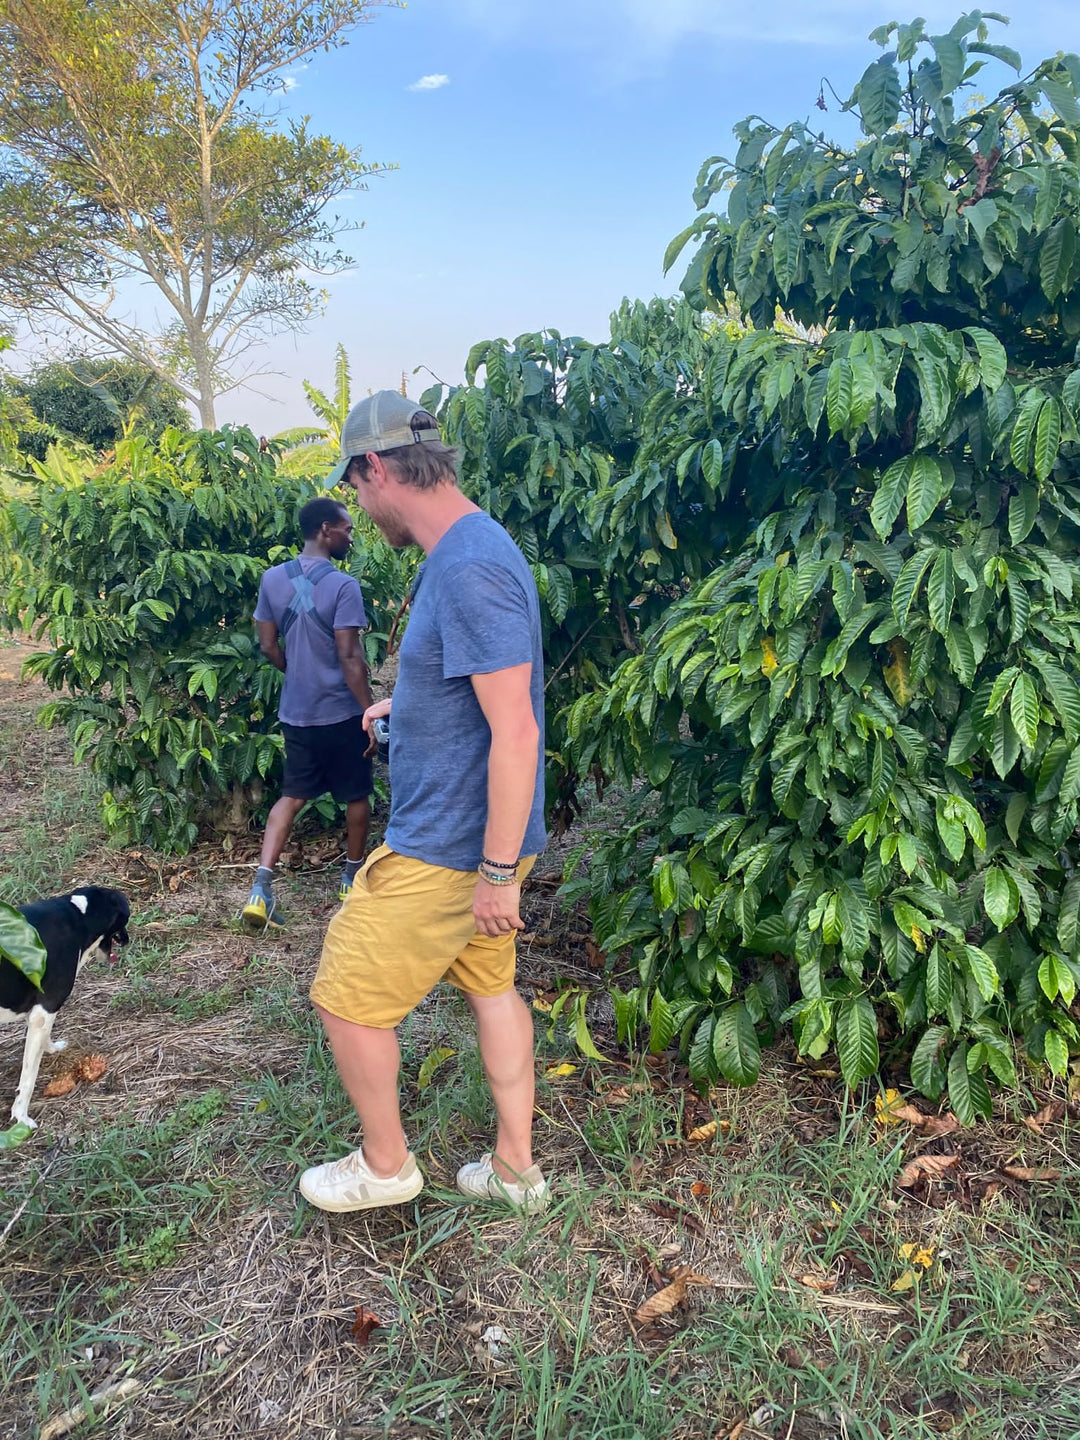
[480,856,518,870]
[477,865,517,886]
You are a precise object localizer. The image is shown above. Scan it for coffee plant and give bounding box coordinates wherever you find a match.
[441,14,1080,1108]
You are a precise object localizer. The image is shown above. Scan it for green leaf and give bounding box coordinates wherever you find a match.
[964,326,1007,392]
[910,1025,949,1101]
[1008,485,1038,545]
[1034,398,1061,482]
[574,998,608,1061]
[713,1001,761,1086]
[0,901,47,988]
[983,869,1019,932]
[1038,953,1076,1005]
[892,549,935,628]
[906,456,945,530]
[936,802,966,863]
[0,1120,35,1151]
[1043,1028,1069,1078]
[927,549,956,634]
[837,880,871,961]
[948,1043,992,1125]
[1060,746,1080,805]
[1040,219,1076,302]
[1010,388,1044,474]
[836,994,879,1087]
[1056,875,1080,954]
[648,989,676,1053]
[701,439,724,490]
[1009,672,1039,749]
[826,357,853,434]
[926,943,953,1016]
[857,55,903,135]
[963,944,999,1003]
[870,457,910,540]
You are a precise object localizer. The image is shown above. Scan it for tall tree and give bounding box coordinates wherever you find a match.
[0,0,397,427]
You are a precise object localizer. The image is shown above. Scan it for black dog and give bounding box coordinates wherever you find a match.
[0,887,130,1128]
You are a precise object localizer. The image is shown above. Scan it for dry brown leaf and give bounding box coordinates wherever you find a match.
[878,1095,960,1137]
[352,1307,382,1347]
[75,1054,107,1084]
[687,1120,718,1143]
[915,1113,961,1138]
[798,1273,837,1293]
[670,1265,713,1287]
[634,1276,687,1324]
[1023,1101,1066,1135]
[897,1153,959,1188]
[42,1073,77,1098]
[1001,1165,1062,1182]
[690,1181,711,1198]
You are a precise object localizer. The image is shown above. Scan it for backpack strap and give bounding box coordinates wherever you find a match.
[279,558,340,642]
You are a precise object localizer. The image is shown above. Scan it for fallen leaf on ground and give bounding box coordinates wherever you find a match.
[633,1267,711,1325]
[690,1181,711,1198]
[634,1275,687,1323]
[687,1120,718,1143]
[43,1073,77,1098]
[1023,1101,1065,1135]
[798,1273,836,1293]
[75,1054,107,1084]
[875,1088,905,1125]
[645,1200,707,1239]
[416,1047,455,1091]
[352,1308,382,1347]
[544,1063,577,1079]
[1001,1165,1062,1182]
[897,1153,959,1188]
[891,1268,919,1293]
[875,1092,959,1136]
[898,1242,936,1269]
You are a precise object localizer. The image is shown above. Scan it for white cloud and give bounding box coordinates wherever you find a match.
[409,73,450,92]
[281,74,299,92]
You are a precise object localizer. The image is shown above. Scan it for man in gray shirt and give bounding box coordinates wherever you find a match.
[243,497,374,929]
[300,392,548,1214]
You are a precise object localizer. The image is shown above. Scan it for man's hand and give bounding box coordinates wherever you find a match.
[361,698,392,757]
[473,876,524,938]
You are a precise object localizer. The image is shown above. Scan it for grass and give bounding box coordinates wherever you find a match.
[1,641,1079,1440]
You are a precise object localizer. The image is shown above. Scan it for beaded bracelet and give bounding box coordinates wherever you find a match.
[477,865,517,886]
[480,856,518,870]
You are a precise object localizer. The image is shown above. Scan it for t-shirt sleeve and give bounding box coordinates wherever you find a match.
[439,561,534,679]
[253,573,274,624]
[332,575,368,631]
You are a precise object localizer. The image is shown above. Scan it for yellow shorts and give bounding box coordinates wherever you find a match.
[310,845,536,1029]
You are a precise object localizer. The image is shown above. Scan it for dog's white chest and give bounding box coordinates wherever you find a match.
[0,1005,22,1027]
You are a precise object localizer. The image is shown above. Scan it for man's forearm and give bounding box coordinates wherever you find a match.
[341,655,374,712]
[483,726,540,863]
[262,643,286,673]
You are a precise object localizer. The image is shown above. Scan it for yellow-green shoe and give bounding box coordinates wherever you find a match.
[240,889,285,930]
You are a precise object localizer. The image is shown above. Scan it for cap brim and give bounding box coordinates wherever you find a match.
[326,459,349,488]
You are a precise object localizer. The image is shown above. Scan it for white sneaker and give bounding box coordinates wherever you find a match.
[455,1153,549,1212]
[299,1147,424,1213]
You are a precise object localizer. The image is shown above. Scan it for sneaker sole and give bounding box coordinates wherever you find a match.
[455,1179,550,1212]
[240,904,284,931]
[299,1171,425,1213]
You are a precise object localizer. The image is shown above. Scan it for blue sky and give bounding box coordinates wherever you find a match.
[217,1,1077,434]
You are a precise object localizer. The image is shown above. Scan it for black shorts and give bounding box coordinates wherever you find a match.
[281,716,373,803]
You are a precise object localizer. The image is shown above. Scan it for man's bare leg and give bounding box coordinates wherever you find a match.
[345,797,370,862]
[259,795,306,870]
[315,1004,409,1176]
[467,988,536,1181]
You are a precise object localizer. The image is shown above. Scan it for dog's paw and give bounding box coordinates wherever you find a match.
[9,1111,37,1131]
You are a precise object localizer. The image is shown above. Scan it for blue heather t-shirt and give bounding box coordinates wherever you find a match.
[254,557,368,727]
[385,511,547,871]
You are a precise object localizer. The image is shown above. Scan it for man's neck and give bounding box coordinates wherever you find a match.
[301,540,332,560]
[411,486,482,554]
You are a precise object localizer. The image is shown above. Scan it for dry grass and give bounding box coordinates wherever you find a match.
[1,640,1079,1440]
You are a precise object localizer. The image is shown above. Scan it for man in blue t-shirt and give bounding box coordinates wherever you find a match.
[299,392,549,1217]
[241,496,375,929]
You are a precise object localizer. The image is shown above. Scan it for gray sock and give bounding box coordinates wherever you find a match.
[342,858,363,882]
[254,865,275,894]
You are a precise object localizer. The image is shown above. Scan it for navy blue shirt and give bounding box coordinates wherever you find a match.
[384,512,547,870]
